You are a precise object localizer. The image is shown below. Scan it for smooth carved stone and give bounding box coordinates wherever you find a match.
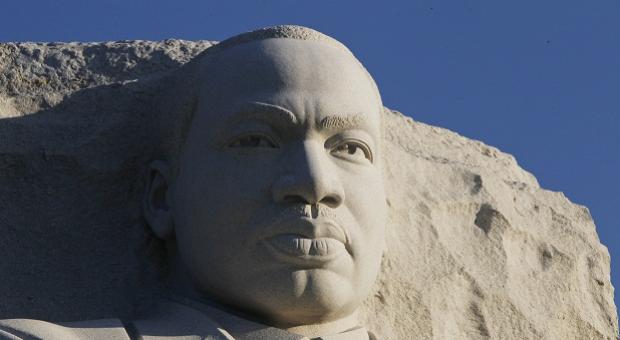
[0,32,617,339]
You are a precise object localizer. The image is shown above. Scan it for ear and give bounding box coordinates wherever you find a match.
[143,160,175,240]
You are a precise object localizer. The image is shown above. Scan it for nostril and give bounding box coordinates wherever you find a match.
[283,195,308,205]
[320,196,341,208]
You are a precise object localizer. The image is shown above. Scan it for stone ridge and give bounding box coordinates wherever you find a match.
[383,109,540,189]
[0,40,213,95]
[0,40,616,340]
[0,40,213,117]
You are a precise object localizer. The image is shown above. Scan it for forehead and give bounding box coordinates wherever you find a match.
[193,38,382,129]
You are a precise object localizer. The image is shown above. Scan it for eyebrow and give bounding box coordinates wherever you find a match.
[318,114,368,131]
[224,102,298,128]
[224,101,369,131]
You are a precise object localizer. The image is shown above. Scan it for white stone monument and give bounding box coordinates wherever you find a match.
[0,25,616,340]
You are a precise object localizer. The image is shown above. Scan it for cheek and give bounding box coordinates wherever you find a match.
[173,159,278,275]
[210,156,278,206]
[174,154,277,237]
[345,171,387,226]
[342,171,386,250]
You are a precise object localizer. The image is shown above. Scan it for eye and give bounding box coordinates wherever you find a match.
[228,134,278,148]
[330,141,373,163]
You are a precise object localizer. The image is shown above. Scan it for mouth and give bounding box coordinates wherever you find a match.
[261,217,350,267]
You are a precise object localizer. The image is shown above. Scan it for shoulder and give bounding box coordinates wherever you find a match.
[0,301,232,340]
[0,318,77,340]
[0,318,130,340]
[130,300,234,339]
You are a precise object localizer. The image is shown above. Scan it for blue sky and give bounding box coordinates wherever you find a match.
[2,1,618,309]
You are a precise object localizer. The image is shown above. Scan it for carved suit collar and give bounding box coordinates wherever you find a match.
[167,295,372,340]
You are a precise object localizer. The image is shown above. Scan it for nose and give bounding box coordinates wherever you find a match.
[272,140,345,209]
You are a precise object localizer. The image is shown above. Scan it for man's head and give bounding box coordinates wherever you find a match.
[144,25,387,329]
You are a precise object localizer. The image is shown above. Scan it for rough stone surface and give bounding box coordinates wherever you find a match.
[0,41,617,340]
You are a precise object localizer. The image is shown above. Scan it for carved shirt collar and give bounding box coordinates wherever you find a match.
[168,295,372,340]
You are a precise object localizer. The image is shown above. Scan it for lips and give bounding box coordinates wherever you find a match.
[261,216,350,266]
[268,234,346,257]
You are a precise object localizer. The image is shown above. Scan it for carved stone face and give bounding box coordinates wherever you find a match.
[155,38,386,326]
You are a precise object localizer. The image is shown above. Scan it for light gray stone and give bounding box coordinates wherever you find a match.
[0,34,616,339]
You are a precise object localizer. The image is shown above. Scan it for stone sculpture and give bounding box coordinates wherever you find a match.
[0,26,616,339]
[1,26,387,339]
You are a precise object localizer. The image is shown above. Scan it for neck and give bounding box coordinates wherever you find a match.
[285,312,361,338]
[164,243,199,298]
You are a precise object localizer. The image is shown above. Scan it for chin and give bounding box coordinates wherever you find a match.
[247,268,363,327]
